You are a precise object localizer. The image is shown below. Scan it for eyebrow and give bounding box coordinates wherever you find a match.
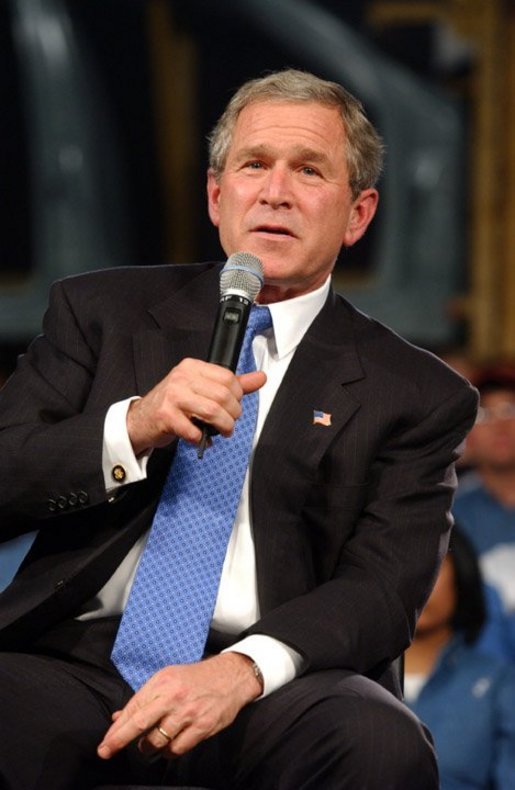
[234,144,331,165]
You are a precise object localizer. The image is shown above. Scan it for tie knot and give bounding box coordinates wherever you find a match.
[247,305,272,339]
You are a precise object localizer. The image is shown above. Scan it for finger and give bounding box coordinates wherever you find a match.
[98,694,170,758]
[133,391,237,449]
[162,374,245,439]
[186,383,243,424]
[137,723,175,757]
[175,358,241,394]
[238,370,267,394]
[165,719,214,757]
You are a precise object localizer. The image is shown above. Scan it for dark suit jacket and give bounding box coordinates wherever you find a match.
[0,263,478,694]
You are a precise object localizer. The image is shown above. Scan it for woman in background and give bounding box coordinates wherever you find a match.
[405,527,515,789]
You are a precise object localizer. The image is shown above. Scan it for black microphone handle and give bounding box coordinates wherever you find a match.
[206,293,252,369]
[196,293,252,457]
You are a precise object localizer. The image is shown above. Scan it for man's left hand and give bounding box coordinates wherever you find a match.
[97,652,262,760]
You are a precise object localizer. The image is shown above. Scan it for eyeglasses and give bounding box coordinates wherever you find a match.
[475,402,515,425]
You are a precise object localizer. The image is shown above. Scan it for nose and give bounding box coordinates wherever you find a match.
[259,165,292,208]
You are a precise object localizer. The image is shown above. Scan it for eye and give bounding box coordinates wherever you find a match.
[300,165,320,177]
[244,161,265,170]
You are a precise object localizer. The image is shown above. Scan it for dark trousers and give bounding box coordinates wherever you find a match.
[0,617,438,790]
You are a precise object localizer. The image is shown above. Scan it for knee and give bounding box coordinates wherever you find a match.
[223,672,439,790]
[314,693,438,789]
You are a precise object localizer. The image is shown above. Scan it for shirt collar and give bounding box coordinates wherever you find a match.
[265,276,331,360]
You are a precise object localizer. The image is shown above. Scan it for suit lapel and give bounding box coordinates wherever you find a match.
[251,289,365,608]
[132,266,221,395]
[255,288,364,475]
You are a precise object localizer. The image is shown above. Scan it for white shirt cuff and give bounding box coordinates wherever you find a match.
[102,397,152,492]
[223,634,305,698]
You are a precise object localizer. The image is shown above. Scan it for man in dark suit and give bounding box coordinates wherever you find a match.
[0,69,477,789]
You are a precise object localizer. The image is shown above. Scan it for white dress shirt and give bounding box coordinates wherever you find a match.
[81,277,331,696]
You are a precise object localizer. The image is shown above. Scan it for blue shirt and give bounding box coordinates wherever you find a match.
[453,478,515,660]
[454,477,515,556]
[406,636,515,790]
[476,584,515,662]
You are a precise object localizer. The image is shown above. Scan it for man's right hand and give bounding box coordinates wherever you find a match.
[127,358,266,456]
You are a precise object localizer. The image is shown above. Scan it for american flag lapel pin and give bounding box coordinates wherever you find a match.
[313,409,332,427]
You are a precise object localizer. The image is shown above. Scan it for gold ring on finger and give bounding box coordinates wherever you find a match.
[157,725,172,741]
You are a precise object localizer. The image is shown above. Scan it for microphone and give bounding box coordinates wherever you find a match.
[197,252,265,457]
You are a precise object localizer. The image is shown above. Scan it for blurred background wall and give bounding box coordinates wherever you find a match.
[1,0,514,382]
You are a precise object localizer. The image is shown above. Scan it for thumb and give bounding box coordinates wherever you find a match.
[238,370,267,394]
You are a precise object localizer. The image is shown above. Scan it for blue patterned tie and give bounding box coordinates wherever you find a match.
[111,305,272,690]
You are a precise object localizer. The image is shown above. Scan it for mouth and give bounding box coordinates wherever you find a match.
[252,224,296,238]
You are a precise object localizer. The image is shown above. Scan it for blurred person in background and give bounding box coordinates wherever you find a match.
[404,526,515,790]
[453,364,515,658]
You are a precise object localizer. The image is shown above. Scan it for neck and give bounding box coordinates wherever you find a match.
[405,626,452,675]
[257,275,331,305]
[479,467,515,507]
[257,285,308,304]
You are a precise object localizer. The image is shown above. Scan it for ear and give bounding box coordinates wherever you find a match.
[207,169,221,228]
[343,189,379,247]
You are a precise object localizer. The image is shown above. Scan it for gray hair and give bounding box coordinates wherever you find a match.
[208,68,384,198]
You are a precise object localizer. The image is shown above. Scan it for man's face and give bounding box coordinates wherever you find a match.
[467,389,515,471]
[207,100,378,302]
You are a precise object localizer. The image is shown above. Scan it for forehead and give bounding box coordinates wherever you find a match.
[230,100,347,151]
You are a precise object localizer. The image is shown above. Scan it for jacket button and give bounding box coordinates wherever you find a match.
[57,496,68,511]
[77,490,89,505]
[54,579,66,593]
[68,492,78,507]
[48,498,57,512]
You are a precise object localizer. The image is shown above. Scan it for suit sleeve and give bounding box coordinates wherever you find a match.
[0,279,109,522]
[246,380,478,675]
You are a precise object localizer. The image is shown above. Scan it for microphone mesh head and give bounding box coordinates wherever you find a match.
[220,252,264,302]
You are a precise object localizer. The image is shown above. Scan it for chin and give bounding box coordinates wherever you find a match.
[260,255,299,277]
